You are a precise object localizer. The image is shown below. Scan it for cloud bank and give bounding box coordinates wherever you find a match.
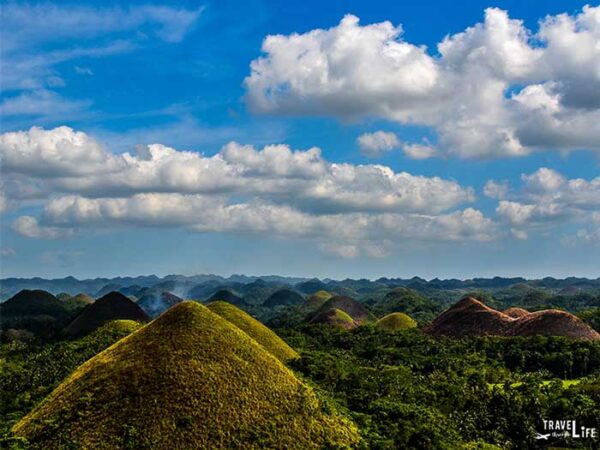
[1,126,491,258]
[245,6,600,158]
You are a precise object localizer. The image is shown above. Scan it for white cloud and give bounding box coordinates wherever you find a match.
[245,6,600,158]
[493,168,600,242]
[402,142,437,160]
[11,216,71,239]
[0,127,473,215]
[483,180,509,199]
[1,126,497,257]
[0,248,16,257]
[357,131,400,158]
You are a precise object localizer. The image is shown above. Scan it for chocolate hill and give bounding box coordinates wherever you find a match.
[207,301,298,361]
[375,312,417,331]
[207,289,247,307]
[0,290,73,337]
[63,292,149,337]
[503,307,530,318]
[13,302,360,449]
[509,309,600,340]
[310,308,357,329]
[137,291,183,318]
[313,295,371,324]
[426,297,600,340]
[305,290,333,310]
[264,288,304,307]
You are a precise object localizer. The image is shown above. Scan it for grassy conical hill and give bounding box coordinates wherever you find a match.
[305,290,332,310]
[310,308,357,329]
[264,288,304,307]
[206,288,247,306]
[315,295,372,323]
[62,291,149,337]
[375,312,417,331]
[0,290,73,337]
[207,301,298,361]
[13,302,360,449]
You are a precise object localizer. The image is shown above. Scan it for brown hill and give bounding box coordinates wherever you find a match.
[504,307,530,318]
[424,297,513,337]
[426,297,600,341]
[314,295,371,324]
[63,291,149,337]
[310,308,357,329]
[508,309,600,340]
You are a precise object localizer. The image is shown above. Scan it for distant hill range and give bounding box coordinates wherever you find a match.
[3,274,599,302]
[425,297,600,341]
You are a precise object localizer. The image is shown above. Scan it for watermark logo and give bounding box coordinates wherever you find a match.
[536,420,597,441]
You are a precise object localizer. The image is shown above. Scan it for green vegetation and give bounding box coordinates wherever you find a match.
[0,320,142,445]
[305,290,333,310]
[207,301,298,361]
[0,290,77,339]
[375,312,417,331]
[279,325,600,449]
[12,302,359,449]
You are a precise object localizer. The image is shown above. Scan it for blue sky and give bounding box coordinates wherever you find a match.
[1,0,599,279]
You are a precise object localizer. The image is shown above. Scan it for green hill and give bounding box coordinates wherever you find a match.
[0,290,74,337]
[375,312,417,331]
[264,289,304,307]
[13,302,360,449]
[314,295,371,323]
[305,290,332,310]
[310,308,356,329]
[207,301,298,361]
[62,291,149,337]
[206,289,247,306]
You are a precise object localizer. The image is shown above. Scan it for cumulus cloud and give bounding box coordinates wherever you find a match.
[0,127,474,214]
[493,168,600,242]
[0,248,16,257]
[357,131,400,158]
[402,142,438,160]
[1,126,495,257]
[11,216,71,239]
[245,6,600,158]
[483,180,509,199]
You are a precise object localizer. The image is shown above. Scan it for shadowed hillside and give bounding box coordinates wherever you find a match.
[264,289,304,307]
[206,289,247,306]
[13,302,360,449]
[0,290,74,338]
[207,301,298,361]
[314,295,371,324]
[309,308,357,329]
[63,292,149,337]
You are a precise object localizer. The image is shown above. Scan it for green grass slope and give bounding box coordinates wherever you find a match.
[305,290,332,310]
[207,301,298,361]
[13,302,359,449]
[375,312,417,331]
[310,308,357,329]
